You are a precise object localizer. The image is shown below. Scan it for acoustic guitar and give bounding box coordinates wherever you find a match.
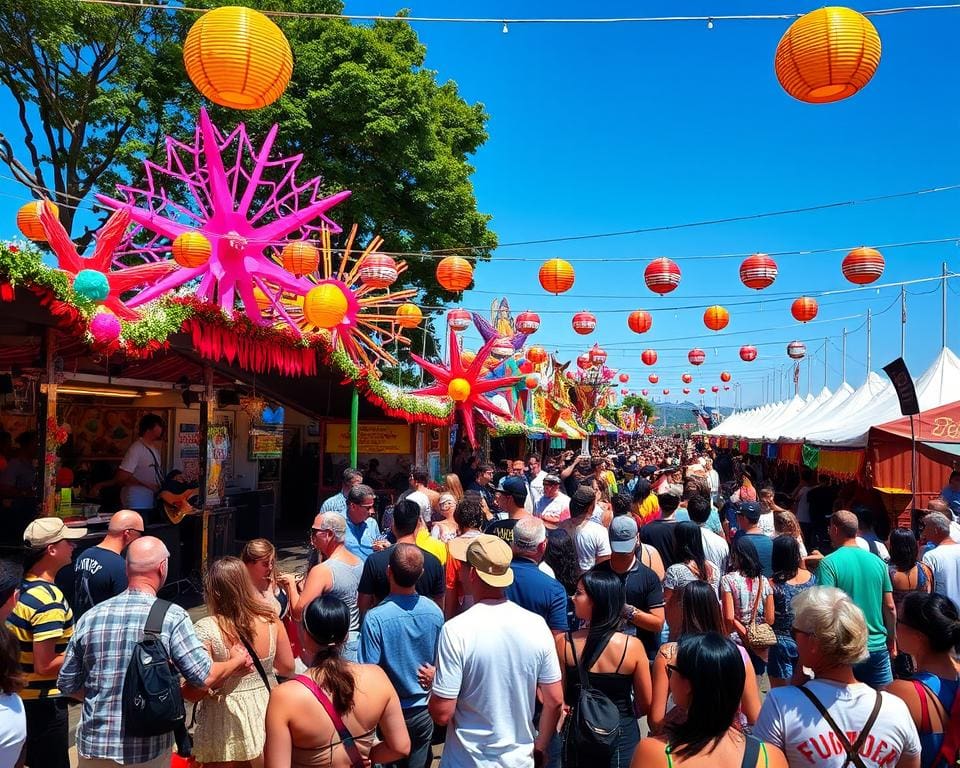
[159,488,200,524]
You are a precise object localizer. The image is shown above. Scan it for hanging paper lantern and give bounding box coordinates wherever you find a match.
[73,269,110,303]
[842,247,885,285]
[527,345,548,365]
[89,310,121,346]
[515,310,541,334]
[703,305,730,331]
[183,6,293,110]
[648,374,659,384]
[281,242,320,277]
[787,341,807,360]
[572,311,597,335]
[740,345,758,362]
[682,388,691,395]
[663,389,670,395]
[395,303,422,329]
[526,375,541,390]
[619,373,629,383]
[172,231,212,268]
[641,349,658,366]
[628,310,653,334]
[491,337,514,358]
[775,7,881,104]
[724,385,731,391]
[791,296,819,323]
[588,344,607,366]
[436,256,473,292]
[303,283,349,328]
[644,257,681,295]
[712,385,720,393]
[17,201,59,242]
[641,389,649,396]
[577,353,591,370]
[447,308,471,332]
[359,253,399,289]
[739,253,778,290]
[447,377,472,402]
[720,371,732,382]
[539,258,575,294]
[253,286,273,314]
[698,388,706,395]
[681,373,693,384]
[688,348,706,366]
[620,388,629,395]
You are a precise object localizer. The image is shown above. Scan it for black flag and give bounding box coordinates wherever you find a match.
[882,357,920,416]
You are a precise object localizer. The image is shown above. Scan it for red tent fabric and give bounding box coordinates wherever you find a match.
[871,401,960,443]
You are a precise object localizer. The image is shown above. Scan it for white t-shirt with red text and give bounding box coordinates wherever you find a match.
[754,680,920,768]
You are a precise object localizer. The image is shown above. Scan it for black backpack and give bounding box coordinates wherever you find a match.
[122,599,192,755]
[562,631,621,766]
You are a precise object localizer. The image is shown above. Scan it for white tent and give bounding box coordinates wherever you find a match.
[742,394,808,441]
[707,400,782,438]
[762,387,832,442]
[777,383,855,442]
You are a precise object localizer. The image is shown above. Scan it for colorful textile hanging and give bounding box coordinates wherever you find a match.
[802,444,820,469]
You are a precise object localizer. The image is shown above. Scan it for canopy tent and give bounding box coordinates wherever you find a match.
[706,400,785,438]
[754,393,814,441]
[773,385,849,442]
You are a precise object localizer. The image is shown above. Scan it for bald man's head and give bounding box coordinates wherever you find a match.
[927,497,950,514]
[830,509,859,540]
[388,543,423,588]
[126,536,170,577]
[108,510,145,535]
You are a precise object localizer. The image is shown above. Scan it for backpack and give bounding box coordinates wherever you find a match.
[562,631,621,766]
[122,599,192,756]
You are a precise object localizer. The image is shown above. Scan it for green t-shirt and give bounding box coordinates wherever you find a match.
[817,545,892,651]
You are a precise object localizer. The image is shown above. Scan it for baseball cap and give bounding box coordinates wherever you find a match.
[497,475,528,500]
[609,516,638,553]
[24,517,87,547]
[640,465,658,477]
[569,485,596,517]
[543,474,561,485]
[736,501,762,523]
[466,535,514,587]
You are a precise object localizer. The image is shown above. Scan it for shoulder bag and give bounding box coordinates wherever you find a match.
[744,577,776,650]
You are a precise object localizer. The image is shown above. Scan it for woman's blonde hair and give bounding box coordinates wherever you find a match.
[792,586,868,665]
[774,510,802,539]
[240,538,275,565]
[444,474,464,501]
[205,556,278,648]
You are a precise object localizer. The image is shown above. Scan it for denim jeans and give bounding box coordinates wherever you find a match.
[853,648,893,689]
[386,706,434,768]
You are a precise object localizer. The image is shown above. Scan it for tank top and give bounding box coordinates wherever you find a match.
[563,635,635,718]
[889,563,928,616]
[911,671,959,768]
[325,559,363,632]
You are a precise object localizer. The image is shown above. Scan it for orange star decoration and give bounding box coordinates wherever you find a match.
[412,329,522,446]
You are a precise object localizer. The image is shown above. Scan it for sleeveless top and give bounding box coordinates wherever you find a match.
[290,674,376,768]
[665,735,768,768]
[772,575,816,636]
[889,563,929,616]
[563,635,635,718]
[325,558,363,633]
[911,671,959,768]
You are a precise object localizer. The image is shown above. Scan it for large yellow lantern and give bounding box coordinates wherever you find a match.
[172,231,212,268]
[396,303,422,329]
[183,6,293,110]
[775,7,881,104]
[303,283,349,329]
[17,201,59,242]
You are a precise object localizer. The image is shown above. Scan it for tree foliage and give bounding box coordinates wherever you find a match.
[621,394,655,421]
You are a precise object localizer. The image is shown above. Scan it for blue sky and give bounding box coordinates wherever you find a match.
[2,0,959,408]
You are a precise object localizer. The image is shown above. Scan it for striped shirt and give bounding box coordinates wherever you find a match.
[6,577,74,699]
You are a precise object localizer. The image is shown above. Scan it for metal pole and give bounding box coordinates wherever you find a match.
[910,413,918,509]
[900,284,907,358]
[350,385,359,468]
[842,327,847,383]
[823,338,828,389]
[942,261,948,348]
[866,308,873,374]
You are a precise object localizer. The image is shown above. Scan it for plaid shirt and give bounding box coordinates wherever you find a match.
[58,590,212,764]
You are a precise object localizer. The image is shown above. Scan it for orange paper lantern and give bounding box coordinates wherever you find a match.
[527,345,548,365]
[17,200,59,242]
[303,283,349,328]
[436,256,473,292]
[775,7,881,104]
[172,231,212,268]
[791,296,819,323]
[183,6,293,110]
[628,310,652,334]
[281,242,319,277]
[539,258,575,294]
[739,253,778,290]
[644,257,681,295]
[703,305,729,332]
[842,247,885,285]
[396,303,422,328]
[619,373,629,383]
[720,371,732,382]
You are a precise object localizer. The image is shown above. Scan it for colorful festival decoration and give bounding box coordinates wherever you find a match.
[628,310,652,334]
[641,389,649,396]
[641,349,658,366]
[712,385,720,393]
[436,256,474,292]
[663,389,670,395]
[572,311,597,335]
[89,310,122,346]
[411,329,522,446]
[683,388,691,395]
[703,305,730,331]
[740,345,758,362]
[17,200,59,242]
[515,311,541,334]
[775,7,881,105]
[649,374,659,384]
[183,6,293,110]
[172,231,212,268]
[688,348,706,366]
[644,257,681,295]
[577,354,591,370]
[681,373,693,384]
[527,346,548,365]
[588,344,607,366]
[539,258,575,294]
[447,308,471,332]
[358,253,399,289]
[621,388,629,395]
[787,341,807,359]
[281,241,320,278]
[396,303,423,328]
[526,375,541,390]
[791,296,819,323]
[698,388,706,395]
[739,253,778,290]
[720,371,732,382]
[842,247,885,285]
[619,373,629,383]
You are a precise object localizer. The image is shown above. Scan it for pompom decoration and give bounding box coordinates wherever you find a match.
[358,253,399,289]
[703,305,730,331]
[539,258,575,294]
[303,283,349,329]
[720,371,732,382]
[172,231,212,268]
[447,309,471,332]
[774,7,881,104]
[740,345,758,362]
[644,257,681,295]
[396,303,423,329]
[281,242,320,277]
[73,269,110,303]
[791,296,819,323]
[842,247,885,285]
[436,256,473,292]
[183,6,293,110]
[17,200,59,242]
[641,349,658,366]
[628,310,652,334]
[89,311,122,346]
[788,341,807,360]
[739,253,778,290]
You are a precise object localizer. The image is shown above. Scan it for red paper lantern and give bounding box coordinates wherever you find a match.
[491,337,514,358]
[739,253,778,290]
[712,385,720,393]
[447,308,471,332]
[588,344,607,366]
[791,296,818,323]
[628,310,652,334]
[436,256,473,292]
[698,388,706,395]
[787,341,807,360]
[527,345,548,364]
[619,373,629,383]
[515,310,541,334]
[842,247,884,285]
[688,348,706,366]
[641,349,658,366]
[539,258,575,294]
[720,371,732,382]
[525,375,540,390]
[621,388,629,395]
[703,305,730,332]
[572,311,597,335]
[359,253,399,288]
[683,388,691,395]
[641,389,649,396]
[740,345,758,362]
[649,374,659,384]
[577,353,591,370]
[681,373,693,384]
[663,389,670,395]
[644,257,681,295]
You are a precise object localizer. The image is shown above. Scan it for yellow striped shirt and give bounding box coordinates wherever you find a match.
[6,577,74,699]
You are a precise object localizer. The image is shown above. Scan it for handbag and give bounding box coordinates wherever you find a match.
[744,577,776,649]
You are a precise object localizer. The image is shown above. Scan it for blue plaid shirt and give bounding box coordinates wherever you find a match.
[58,590,212,763]
[319,491,348,515]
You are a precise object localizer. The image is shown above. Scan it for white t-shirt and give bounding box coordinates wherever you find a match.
[856,536,890,562]
[535,492,570,526]
[527,470,547,508]
[433,599,561,768]
[922,542,960,607]
[700,526,730,573]
[119,439,162,510]
[562,518,612,573]
[406,490,433,525]
[0,692,25,768]
[758,511,776,538]
[754,680,920,768]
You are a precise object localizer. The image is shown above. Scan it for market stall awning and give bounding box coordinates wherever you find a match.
[871,399,960,443]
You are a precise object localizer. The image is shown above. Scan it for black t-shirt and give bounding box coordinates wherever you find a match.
[483,517,518,545]
[73,545,127,618]
[640,519,679,568]
[358,544,445,603]
[593,558,665,659]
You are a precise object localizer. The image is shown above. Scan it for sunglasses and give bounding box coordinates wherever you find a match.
[790,626,812,640]
[311,527,325,536]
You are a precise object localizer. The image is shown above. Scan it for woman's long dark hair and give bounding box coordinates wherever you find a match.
[678,580,724,636]
[889,528,920,572]
[302,596,356,713]
[673,522,708,581]
[579,570,625,666]
[771,535,801,584]
[901,592,960,653]
[631,478,653,503]
[730,535,763,579]
[545,529,579,596]
[666,632,746,758]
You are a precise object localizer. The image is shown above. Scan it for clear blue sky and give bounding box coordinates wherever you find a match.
[2,0,959,409]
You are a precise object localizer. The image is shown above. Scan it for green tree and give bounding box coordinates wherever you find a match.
[621,394,655,421]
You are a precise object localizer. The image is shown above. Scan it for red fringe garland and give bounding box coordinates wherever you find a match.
[186,319,318,376]
[362,387,452,427]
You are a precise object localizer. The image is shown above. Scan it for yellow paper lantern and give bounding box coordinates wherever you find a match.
[396,303,422,329]
[17,201,59,242]
[183,6,293,110]
[303,283,349,329]
[775,7,881,104]
[172,231,212,268]
[281,242,319,277]
[448,378,472,402]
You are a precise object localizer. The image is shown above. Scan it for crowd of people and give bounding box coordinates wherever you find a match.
[0,437,957,768]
